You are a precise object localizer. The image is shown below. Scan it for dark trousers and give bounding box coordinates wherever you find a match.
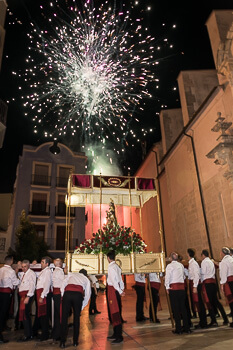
[149,287,159,320]
[89,287,97,314]
[228,281,233,321]
[184,287,192,326]
[169,290,189,332]
[52,294,61,340]
[0,292,11,336]
[33,292,52,339]
[61,291,83,344]
[22,296,34,337]
[205,283,228,323]
[197,284,207,327]
[135,285,145,320]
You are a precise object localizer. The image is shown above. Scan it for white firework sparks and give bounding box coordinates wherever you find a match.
[22,0,156,143]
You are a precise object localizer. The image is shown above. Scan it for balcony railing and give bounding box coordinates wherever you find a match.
[29,202,50,216]
[31,174,51,186]
[56,177,69,188]
[55,204,75,217]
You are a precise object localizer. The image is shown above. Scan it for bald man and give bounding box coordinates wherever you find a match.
[165,252,191,335]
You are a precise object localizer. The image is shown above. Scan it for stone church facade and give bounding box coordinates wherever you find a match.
[135,10,233,260]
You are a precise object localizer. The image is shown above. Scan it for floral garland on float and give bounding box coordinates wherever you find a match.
[73,199,147,255]
[74,224,147,255]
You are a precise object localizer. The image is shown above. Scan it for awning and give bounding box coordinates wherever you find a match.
[66,174,157,207]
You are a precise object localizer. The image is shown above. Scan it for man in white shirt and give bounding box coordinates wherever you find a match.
[52,258,65,341]
[165,252,190,334]
[187,248,207,329]
[17,259,36,342]
[219,247,233,327]
[33,256,52,341]
[59,268,91,348]
[201,249,228,326]
[0,255,19,344]
[106,250,125,344]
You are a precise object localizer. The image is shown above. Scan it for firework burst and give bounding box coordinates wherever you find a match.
[21,0,157,143]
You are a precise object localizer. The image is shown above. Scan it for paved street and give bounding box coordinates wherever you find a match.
[1,288,233,349]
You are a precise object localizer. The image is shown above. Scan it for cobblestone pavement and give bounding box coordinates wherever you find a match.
[1,289,233,349]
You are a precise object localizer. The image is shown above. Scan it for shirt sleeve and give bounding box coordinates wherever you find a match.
[82,277,92,310]
[165,265,171,289]
[40,269,52,298]
[219,261,227,284]
[193,264,200,288]
[11,269,20,287]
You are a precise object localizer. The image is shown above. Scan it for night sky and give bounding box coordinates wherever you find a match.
[0,0,233,192]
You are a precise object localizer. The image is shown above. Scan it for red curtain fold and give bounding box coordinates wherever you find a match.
[137,178,155,190]
[72,175,91,188]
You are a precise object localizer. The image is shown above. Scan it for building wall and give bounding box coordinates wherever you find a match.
[134,10,233,261]
[8,142,87,259]
[160,109,183,154]
[177,70,218,126]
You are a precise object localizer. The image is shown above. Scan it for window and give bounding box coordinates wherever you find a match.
[32,163,51,186]
[57,166,73,187]
[56,194,66,216]
[30,192,49,215]
[34,224,46,240]
[56,226,66,250]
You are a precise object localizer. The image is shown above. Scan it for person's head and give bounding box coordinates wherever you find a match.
[54,258,63,268]
[201,249,209,260]
[32,260,37,265]
[187,248,195,260]
[107,250,115,263]
[178,254,183,262]
[21,260,30,273]
[170,252,179,261]
[41,256,51,269]
[79,269,88,277]
[4,255,13,266]
[221,247,230,259]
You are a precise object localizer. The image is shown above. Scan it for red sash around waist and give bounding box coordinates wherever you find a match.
[170,283,185,290]
[0,287,12,293]
[150,282,161,290]
[223,276,233,304]
[36,288,47,317]
[189,280,200,312]
[64,284,83,294]
[19,290,28,321]
[53,287,61,295]
[107,285,121,327]
[135,281,145,287]
[203,278,216,284]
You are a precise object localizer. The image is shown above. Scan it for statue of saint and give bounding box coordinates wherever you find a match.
[106,198,117,226]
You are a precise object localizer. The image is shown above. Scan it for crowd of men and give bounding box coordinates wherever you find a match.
[164,247,233,335]
[0,251,124,348]
[0,246,233,347]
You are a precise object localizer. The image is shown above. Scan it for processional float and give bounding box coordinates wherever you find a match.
[65,173,173,325]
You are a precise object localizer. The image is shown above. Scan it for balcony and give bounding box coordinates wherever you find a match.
[55,203,75,217]
[31,174,51,186]
[56,177,69,188]
[29,202,50,216]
